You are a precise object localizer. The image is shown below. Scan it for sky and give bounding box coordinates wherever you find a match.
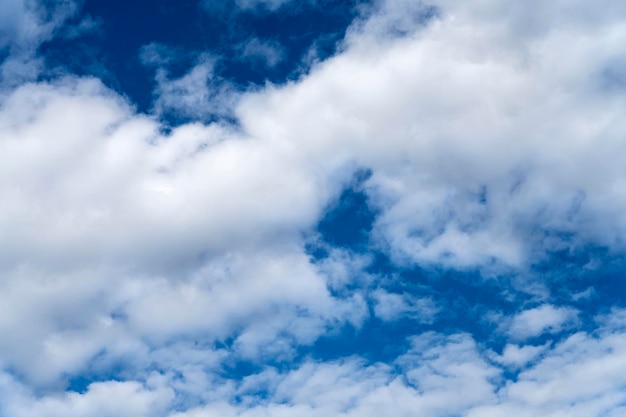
[2,0,626,415]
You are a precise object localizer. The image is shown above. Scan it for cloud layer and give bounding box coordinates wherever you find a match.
[1,0,626,415]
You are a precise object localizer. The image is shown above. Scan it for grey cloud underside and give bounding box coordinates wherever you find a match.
[2,0,626,415]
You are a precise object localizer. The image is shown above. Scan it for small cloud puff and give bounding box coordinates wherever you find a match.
[239,38,284,69]
[507,305,579,340]
[371,289,439,323]
[490,343,549,369]
[236,0,295,12]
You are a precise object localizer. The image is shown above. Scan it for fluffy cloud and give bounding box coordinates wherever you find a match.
[0,77,325,270]
[490,343,549,369]
[238,0,626,268]
[0,375,173,417]
[0,63,360,392]
[2,0,626,415]
[506,305,579,340]
[70,312,623,417]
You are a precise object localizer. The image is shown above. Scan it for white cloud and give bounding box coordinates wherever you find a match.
[0,71,364,388]
[3,307,626,416]
[0,247,371,387]
[371,289,439,322]
[6,0,626,276]
[0,374,173,417]
[237,0,626,268]
[507,305,579,340]
[157,313,626,416]
[491,343,549,369]
[0,0,80,86]
[151,55,238,120]
[2,0,626,415]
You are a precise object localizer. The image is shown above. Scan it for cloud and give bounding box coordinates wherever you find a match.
[2,0,626,415]
[506,305,579,340]
[111,312,626,416]
[9,0,625,273]
[0,0,80,86]
[0,72,359,386]
[371,289,439,323]
[239,38,284,69]
[139,43,187,68]
[490,343,549,369]
[2,264,626,417]
[234,0,297,12]
[0,76,328,270]
[0,374,173,417]
[237,0,626,268]
[201,0,303,15]
[150,55,238,121]
[0,247,370,386]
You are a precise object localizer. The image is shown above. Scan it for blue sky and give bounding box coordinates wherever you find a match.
[2,0,626,416]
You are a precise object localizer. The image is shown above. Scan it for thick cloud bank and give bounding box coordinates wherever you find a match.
[1,0,626,415]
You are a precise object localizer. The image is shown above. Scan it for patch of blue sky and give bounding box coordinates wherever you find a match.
[314,169,376,251]
[35,0,370,121]
[305,173,626,366]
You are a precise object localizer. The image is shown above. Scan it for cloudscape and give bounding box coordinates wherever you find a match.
[2,0,626,415]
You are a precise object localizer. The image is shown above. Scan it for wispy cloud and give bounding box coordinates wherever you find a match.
[239,38,284,69]
[0,0,81,86]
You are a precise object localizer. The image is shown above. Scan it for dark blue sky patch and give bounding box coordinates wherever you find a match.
[538,248,626,321]
[305,243,625,366]
[251,181,625,376]
[315,169,377,251]
[305,265,514,364]
[67,374,96,394]
[34,0,370,118]
[311,319,414,363]
[393,269,518,347]
[62,0,216,111]
[305,169,598,364]
[64,349,132,394]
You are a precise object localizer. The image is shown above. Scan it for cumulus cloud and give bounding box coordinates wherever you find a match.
[8,318,626,416]
[0,72,357,386]
[2,0,626,415]
[0,247,370,387]
[0,375,173,417]
[490,343,549,369]
[237,0,626,268]
[506,305,579,340]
